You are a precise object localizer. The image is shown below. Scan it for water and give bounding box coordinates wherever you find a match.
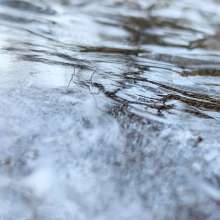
[1,0,220,219]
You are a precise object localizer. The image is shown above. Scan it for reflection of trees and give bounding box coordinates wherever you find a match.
[97,10,201,49]
[89,3,220,120]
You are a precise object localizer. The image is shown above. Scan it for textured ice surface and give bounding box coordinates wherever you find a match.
[0,86,126,220]
[1,86,220,220]
[1,0,220,220]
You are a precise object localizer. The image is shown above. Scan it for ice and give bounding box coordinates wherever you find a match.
[1,0,220,219]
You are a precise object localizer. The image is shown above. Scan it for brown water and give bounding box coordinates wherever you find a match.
[1,0,220,220]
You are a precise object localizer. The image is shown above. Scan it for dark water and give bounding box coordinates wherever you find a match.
[1,0,220,219]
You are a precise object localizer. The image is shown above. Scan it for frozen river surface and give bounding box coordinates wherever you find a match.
[1,0,220,219]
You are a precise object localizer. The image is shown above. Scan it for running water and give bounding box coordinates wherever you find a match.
[1,0,220,219]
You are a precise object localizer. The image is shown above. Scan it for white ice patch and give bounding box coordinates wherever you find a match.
[22,166,53,198]
[0,86,128,220]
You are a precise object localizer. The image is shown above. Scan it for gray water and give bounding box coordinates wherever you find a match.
[1,0,220,219]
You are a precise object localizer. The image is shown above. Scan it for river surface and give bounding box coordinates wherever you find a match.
[1,0,220,219]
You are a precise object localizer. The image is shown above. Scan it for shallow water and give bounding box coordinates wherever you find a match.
[1,0,220,219]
